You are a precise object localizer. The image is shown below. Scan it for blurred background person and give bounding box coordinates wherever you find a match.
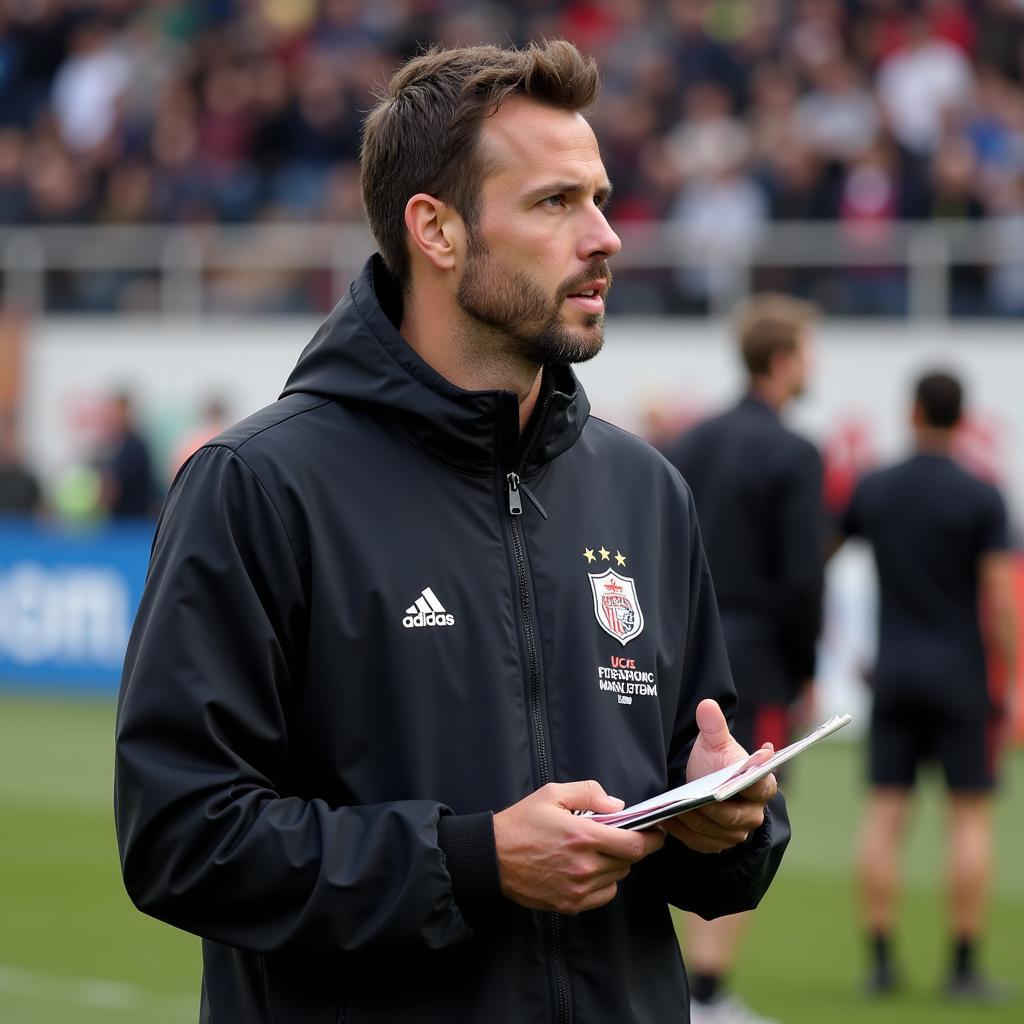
[0,410,41,516]
[97,390,156,520]
[838,369,1017,1001]
[168,393,228,480]
[664,294,826,1024]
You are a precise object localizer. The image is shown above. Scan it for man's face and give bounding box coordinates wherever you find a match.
[785,331,815,400]
[455,97,622,367]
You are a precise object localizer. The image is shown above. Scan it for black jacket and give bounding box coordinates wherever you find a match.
[115,257,790,1024]
[664,396,824,701]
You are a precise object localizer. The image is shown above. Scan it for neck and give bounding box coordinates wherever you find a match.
[401,286,544,432]
[914,426,955,454]
[748,377,788,412]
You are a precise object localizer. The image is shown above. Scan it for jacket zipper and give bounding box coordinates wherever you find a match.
[504,470,571,1024]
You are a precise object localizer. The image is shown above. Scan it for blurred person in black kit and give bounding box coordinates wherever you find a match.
[114,41,790,1024]
[838,370,1017,1002]
[664,294,825,1024]
[0,412,41,515]
[99,391,156,519]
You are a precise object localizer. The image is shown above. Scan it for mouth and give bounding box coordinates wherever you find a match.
[565,280,607,314]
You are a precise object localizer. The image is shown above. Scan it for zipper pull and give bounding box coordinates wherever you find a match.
[506,472,523,516]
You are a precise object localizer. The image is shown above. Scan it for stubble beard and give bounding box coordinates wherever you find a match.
[455,232,611,367]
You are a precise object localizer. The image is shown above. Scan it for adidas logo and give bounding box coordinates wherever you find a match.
[402,587,456,629]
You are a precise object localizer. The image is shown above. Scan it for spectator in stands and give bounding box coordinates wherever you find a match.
[876,13,973,160]
[836,141,907,315]
[668,153,768,312]
[984,171,1024,315]
[0,127,29,222]
[51,16,130,158]
[927,138,986,315]
[794,55,880,163]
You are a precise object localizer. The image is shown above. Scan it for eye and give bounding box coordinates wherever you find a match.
[541,194,566,209]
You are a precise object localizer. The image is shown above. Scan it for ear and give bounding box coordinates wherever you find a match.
[404,193,465,273]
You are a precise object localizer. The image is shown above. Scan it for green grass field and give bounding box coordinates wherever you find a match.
[1,693,1020,1023]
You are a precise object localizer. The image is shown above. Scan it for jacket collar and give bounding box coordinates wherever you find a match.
[281,255,590,476]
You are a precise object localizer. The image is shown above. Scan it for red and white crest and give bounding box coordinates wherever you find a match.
[588,568,645,646]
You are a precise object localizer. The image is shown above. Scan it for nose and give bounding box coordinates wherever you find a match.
[582,205,622,262]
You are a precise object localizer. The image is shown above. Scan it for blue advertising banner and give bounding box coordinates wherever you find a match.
[0,518,153,693]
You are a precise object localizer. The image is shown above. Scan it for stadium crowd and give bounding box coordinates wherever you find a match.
[3,0,1024,314]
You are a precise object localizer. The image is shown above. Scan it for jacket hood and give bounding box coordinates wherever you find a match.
[281,255,590,477]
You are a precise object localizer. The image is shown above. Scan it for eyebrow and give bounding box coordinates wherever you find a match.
[526,181,615,208]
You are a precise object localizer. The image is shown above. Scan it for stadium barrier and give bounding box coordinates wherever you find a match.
[0,219,1013,320]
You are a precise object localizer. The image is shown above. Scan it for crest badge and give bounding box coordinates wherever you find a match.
[588,568,645,646]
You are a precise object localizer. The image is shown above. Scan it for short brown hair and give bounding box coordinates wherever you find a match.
[360,40,600,287]
[734,293,817,376]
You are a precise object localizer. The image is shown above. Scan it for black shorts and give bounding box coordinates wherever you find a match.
[869,691,998,792]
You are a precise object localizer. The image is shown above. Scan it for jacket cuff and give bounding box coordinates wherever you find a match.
[437,810,500,927]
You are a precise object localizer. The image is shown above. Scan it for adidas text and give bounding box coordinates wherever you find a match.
[402,610,456,628]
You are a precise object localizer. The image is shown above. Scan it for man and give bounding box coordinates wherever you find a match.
[98,391,156,519]
[840,370,1016,1000]
[664,294,824,1024]
[0,412,42,515]
[115,41,789,1023]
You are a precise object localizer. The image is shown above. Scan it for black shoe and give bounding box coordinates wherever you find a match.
[865,963,898,997]
[944,972,1014,1003]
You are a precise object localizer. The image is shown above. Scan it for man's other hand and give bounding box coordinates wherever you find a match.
[663,698,777,854]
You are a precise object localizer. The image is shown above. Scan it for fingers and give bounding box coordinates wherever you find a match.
[574,882,621,914]
[733,743,775,777]
[733,767,778,805]
[578,816,666,863]
[661,815,742,854]
[662,792,768,853]
[551,779,625,815]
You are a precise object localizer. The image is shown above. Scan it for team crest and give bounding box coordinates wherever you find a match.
[588,568,645,646]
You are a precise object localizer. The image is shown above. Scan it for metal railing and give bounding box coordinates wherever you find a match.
[0,219,1017,319]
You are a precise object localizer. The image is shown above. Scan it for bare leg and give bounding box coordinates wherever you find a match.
[946,793,993,941]
[941,792,1013,999]
[857,787,911,934]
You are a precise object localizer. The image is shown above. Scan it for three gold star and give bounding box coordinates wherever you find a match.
[583,545,628,567]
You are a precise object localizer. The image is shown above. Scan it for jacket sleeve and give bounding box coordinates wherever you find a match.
[114,445,480,955]
[651,493,791,917]
[777,441,826,684]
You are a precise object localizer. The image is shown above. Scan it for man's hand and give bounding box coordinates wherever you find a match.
[493,780,665,915]
[662,699,777,854]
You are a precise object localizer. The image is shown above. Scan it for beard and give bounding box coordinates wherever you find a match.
[455,232,611,367]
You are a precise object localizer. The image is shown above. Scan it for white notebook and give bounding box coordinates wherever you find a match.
[585,713,853,831]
